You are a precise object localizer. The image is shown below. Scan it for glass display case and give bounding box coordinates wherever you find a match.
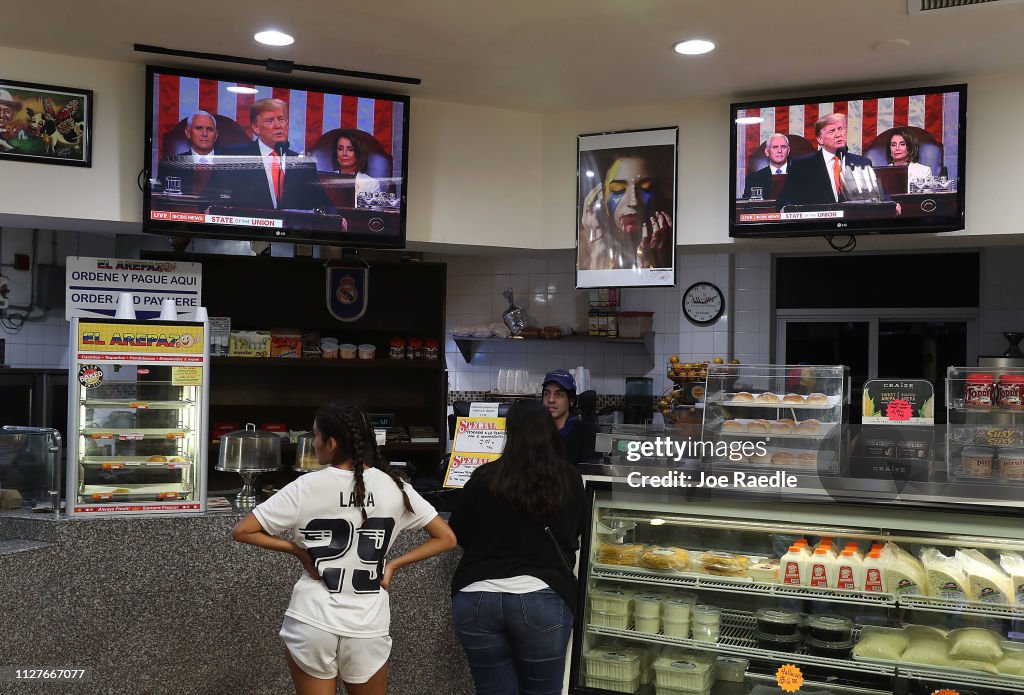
[947,366,1024,487]
[702,364,850,475]
[66,319,209,515]
[571,488,1024,695]
[0,426,61,515]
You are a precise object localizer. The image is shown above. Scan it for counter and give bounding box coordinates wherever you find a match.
[0,508,474,695]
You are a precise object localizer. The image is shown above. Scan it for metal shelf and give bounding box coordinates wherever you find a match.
[81,399,194,409]
[81,428,192,440]
[898,594,1024,620]
[453,332,655,369]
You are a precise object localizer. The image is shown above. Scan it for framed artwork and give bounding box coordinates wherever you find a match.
[0,78,93,167]
[576,126,677,288]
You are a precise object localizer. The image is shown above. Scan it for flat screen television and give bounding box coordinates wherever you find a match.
[730,83,966,238]
[143,65,409,248]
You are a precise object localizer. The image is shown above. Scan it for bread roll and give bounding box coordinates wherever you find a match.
[147,455,168,463]
[721,420,745,433]
[745,420,769,434]
[795,419,821,434]
[783,393,805,404]
[732,392,754,402]
[769,421,794,435]
[806,393,829,405]
[772,451,795,465]
[796,452,818,465]
[756,392,781,403]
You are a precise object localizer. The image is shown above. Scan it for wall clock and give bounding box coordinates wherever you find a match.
[681,282,724,325]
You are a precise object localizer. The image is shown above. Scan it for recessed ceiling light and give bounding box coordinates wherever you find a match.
[673,39,715,55]
[735,116,764,125]
[227,85,259,95]
[254,30,294,46]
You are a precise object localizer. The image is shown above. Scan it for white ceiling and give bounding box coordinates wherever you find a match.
[1,0,1022,110]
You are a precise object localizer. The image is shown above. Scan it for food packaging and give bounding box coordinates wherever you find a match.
[663,595,696,621]
[357,343,376,360]
[640,546,690,571]
[804,635,853,659]
[691,605,721,625]
[590,588,633,615]
[662,618,689,638]
[755,608,801,636]
[955,548,1014,604]
[301,331,321,359]
[716,657,748,683]
[755,630,802,652]
[597,543,645,566]
[652,652,714,690]
[959,446,995,479]
[590,610,630,630]
[632,594,663,619]
[339,343,357,360]
[691,623,719,643]
[229,330,271,357]
[320,337,339,359]
[634,615,660,633]
[270,328,302,358]
[804,614,853,641]
[584,673,641,693]
[999,447,1024,480]
[583,648,642,680]
[922,547,972,601]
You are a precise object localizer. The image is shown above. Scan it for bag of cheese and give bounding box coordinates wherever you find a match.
[948,627,1004,662]
[997,652,1024,676]
[956,548,1014,605]
[882,542,928,597]
[921,548,972,601]
[853,628,910,660]
[1000,552,1024,605]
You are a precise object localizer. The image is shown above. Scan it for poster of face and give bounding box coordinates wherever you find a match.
[576,127,677,288]
[0,79,92,166]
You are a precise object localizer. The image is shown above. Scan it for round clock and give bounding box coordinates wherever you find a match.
[681,282,724,325]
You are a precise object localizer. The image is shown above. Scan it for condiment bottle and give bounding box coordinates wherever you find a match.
[808,547,836,588]
[836,549,863,591]
[781,545,808,586]
[863,549,887,593]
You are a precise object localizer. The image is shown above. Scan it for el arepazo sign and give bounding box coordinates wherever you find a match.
[66,257,202,320]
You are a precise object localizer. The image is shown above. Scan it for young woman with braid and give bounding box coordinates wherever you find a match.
[233,402,456,695]
[450,399,587,695]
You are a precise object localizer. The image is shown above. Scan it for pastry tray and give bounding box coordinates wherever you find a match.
[80,483,192,501]
[717,419,840,439]
[80,456,192,468]
[716,393,841,410]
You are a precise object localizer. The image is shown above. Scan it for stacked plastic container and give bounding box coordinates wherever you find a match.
[590,587,634,629]
[583,647,644,693]
[663,593,697,637]
[652,649,716,695]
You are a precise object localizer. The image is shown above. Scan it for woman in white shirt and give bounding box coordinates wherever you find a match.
[887,128,932,191]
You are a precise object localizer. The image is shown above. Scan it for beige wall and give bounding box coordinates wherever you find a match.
[0,44,1020,249]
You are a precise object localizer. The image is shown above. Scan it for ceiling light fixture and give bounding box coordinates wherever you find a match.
[735,116,765,125]
[673,39,715,55]
[254,30,294,47]
[227,85,259,95]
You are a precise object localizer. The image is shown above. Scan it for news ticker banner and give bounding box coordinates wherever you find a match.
[150,211,284,228]
[66,257,202,320]
[738,210,846,222]
[443,416,506,488]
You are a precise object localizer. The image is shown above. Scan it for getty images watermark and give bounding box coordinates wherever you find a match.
[623,437,799,489]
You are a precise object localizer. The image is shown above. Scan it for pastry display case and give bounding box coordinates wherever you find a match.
[947,366,1024,487]
[66,319,209,516]
[0,425,61,515]
[571,488,1024,695]
[702,364,850,476]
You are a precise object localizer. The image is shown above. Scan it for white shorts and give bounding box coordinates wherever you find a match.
[279,616,392,683]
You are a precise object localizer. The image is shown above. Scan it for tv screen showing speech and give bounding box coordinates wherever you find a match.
[730,83,966,238]
[143,65,409,248]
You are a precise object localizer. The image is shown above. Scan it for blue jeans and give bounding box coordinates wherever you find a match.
[452,589,573,695]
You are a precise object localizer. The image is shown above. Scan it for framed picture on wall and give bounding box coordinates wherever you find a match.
[0,78,93,167]
[576,126,677,288]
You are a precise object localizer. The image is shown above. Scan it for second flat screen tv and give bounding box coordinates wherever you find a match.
[143,65,409,248]
[730,83,966,238]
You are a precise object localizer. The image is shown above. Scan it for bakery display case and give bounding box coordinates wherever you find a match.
[66,318,209,516]
[0,426,61,515]
[702,364,849,476]
[947,366,1024,486]
[570,488,1024,694]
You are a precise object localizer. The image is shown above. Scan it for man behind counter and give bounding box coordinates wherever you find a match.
[542,369,598,465]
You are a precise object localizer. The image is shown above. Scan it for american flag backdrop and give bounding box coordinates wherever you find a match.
[150,73,405,176]
[735,90,960,191]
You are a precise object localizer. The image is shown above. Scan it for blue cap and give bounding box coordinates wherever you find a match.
[543,369,576,392]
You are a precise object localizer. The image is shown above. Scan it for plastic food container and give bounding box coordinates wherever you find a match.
[339,343,357,360]
[590,589,633,615]
[960,446,994,479]
[663,618,689,638]
[320,337,339,359]
[804,614,853,641]
[652,653,714,690]
[634,616,660,633]
[691,605,721,625]
[754,630,802,652]
[654,686,710,695]
[690,624,719,643]
[755,608,802,636]
[633,594,663,619]
[583,648,642,680]
[406,338,423,360]
[590,610,630,630]
[716,656,748,683]
[804,634,853,659]
[663,595,696,621]
[584,673,641,693]
[964,373,995,408]
[424,338,440,360]
[999,447,1024,480]
[357,343,376,360]
[388,337,405,360]
[998,374,1024,410]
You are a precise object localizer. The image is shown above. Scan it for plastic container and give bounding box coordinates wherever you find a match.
[998,374,1024,410]
[388,337,405,360]
[357,343,376,360]
[583,647,642,680]
[339,343,357,360]
[634,616,661,633]
[590,588,633,615]
[652,653,714,690]
[754,608,801,636]
[663,618,689,638]
[633,594,663,619]
[804,634,853,659]
[406,338,423,360]
[424,338,440,360]
[715,656,748,683]
[590,610,630,629]
[584,673,641,693]
[618,311,654,338]
[690,624,719,643]
[663,595,696,621]
[654,686,710,695]
[808,547,837,588]
[691,605,721,625]
[999,447,1024,480]
[862,549,887,593]
[320,337,339,359]
[804,614,853,641]
[960,446,995,480]
[835,549,863,590]
[965,373,995,408]
[754,630,802,652]
[781,545,809,585]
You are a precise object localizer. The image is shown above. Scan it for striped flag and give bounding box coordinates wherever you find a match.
[735,91,960,189]
[151,73,405,177]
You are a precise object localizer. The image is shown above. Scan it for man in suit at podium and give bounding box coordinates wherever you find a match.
[156,110,220,196]
[775,113,876,210]
[216,98,336,216]
[743,133,790,199]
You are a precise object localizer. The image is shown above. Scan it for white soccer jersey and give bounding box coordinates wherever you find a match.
[253,466,437,637]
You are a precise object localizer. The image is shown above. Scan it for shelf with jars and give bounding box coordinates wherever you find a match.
[947,366,1024,487]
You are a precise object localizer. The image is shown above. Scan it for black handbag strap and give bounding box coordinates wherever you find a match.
[544,524,575,577]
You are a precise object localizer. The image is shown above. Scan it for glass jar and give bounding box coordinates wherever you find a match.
[407,338,424,360]
[997,374,1024,410]
[424,339,439,360]
[964,373,995,408]
[389,337,405,360]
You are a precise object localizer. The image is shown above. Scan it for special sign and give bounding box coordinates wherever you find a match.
[66,257,202,320]
[443,417,507,488]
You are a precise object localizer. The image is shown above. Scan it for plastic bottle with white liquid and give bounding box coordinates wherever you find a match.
[781,545,809,586]
[844,542,864,562]
[836,548,863,591]
[863,549,888,593]
[808,547,837,588]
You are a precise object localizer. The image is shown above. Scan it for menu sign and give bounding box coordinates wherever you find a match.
[861,379,934,425]
[443,416,506,488]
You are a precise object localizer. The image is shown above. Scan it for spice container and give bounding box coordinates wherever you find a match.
[998,374,1024,410]
[755,608,801,636]
[999,447,1024,480]
[424,338,439,360]
[389,338,405,360]
[964,373,995,408]
[959,446,995,480]
[407,338,423,360]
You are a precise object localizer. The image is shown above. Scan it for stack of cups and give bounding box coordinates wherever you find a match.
[115,292,136,319]
[158,298,177,320]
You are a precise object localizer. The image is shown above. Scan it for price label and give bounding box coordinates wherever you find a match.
[776,663,804,693]
[129,402,150,410]
[118,433,144,441]
[158,492,180,500]
[885,398,912,421]
[165,432,185,440]
[100,463,124,470]
[931,690,959,695]
[90,432,113,440]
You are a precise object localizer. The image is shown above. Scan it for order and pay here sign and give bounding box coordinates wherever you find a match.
[66,257,202,320]
[443,409,507,488]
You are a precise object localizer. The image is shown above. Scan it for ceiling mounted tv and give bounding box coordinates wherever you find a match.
[730,83,966,239]
[143,65,409,248]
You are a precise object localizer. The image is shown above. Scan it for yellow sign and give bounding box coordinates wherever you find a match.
[776,664,804,692]
[443,417,507,488]
[78,321,204,355]
[172,366,203,386]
